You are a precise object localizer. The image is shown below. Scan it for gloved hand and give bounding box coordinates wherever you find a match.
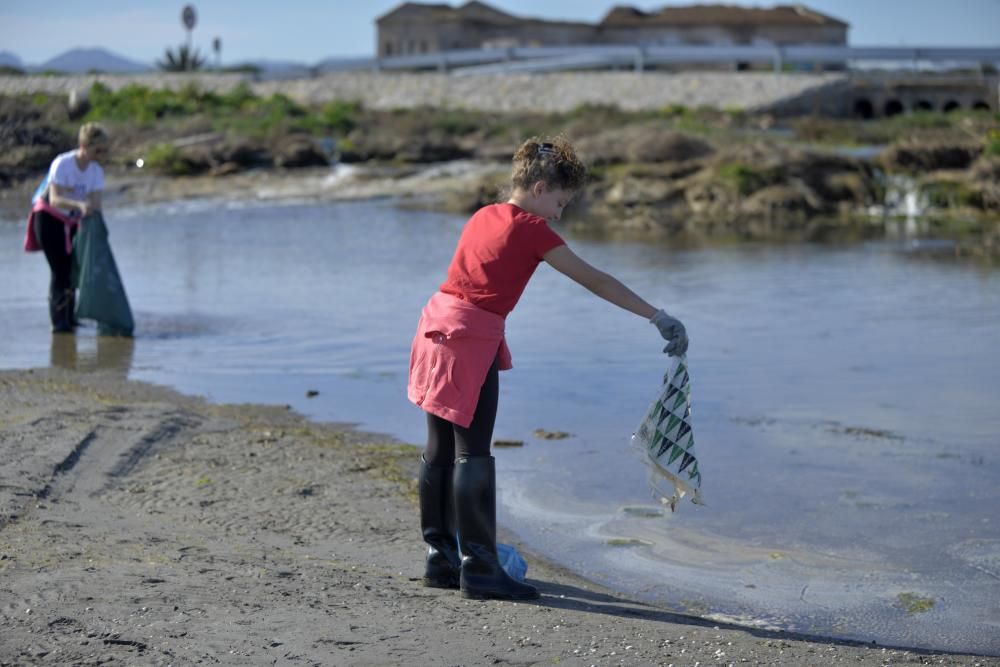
[650,309,689,357]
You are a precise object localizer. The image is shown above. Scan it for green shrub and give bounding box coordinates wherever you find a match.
[717,162,766,195]
[215,82,256,113]
[317,100,362,135]
[659,104,690,118]
[430,109,480,135]
[86,82,201,124]
[986,129,1000,157]
[143,143,197,176]
[921,180,981,209]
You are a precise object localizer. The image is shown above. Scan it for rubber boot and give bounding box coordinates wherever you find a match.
[419,457,460,589]
[454,456,538,600]
[49,287,75,334]
[68,289,80,328]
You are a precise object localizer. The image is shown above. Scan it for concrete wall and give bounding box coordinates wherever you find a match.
[0,71,847,114]
[5,72,992,117]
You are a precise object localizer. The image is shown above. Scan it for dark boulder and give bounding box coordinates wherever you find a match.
[879,142,982,172]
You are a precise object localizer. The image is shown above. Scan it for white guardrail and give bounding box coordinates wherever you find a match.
[311,45,1000,76]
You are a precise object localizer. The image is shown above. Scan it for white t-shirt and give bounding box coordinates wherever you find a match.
[48,149,104,217]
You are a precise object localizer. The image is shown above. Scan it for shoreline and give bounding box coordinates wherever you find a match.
[1,367,996,665]
[0,162,503,224]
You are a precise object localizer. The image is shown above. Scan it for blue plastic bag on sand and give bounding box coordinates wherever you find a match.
[497,543,527,582]
[457,541,527,582]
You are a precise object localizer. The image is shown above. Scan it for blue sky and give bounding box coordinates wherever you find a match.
[2,0,999,66]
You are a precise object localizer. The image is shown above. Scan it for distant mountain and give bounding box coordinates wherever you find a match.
[223,59,317,80]
[242,59,313,74]
[0,50,25,69]
[38,48,151,73]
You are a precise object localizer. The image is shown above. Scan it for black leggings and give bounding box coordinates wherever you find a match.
[33,210,76,293]
[423,357,499,466]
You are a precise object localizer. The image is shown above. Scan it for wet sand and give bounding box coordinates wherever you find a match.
[1,367,995,666]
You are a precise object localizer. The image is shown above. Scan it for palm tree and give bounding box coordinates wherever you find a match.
[157,44,206,72]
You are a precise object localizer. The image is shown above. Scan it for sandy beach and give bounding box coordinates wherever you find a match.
[0,367,995,666]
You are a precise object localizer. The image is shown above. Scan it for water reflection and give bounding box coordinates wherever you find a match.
[49,333,135,375]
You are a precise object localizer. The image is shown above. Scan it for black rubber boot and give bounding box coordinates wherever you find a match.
[454,456,538,600]
[419,457,460,589]
[68,290,80,328]
[49,287,75,334]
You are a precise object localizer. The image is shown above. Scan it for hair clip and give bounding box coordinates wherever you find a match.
[538,142,556,156]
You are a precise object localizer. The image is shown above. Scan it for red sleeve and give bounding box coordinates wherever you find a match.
[523,218,565,259]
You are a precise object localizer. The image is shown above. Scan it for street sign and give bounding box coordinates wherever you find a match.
[182,5,197,30]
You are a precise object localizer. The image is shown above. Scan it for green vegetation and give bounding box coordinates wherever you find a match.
[606,538,653,547]
[986,129,1000,156]
[793,110,998,146]
[718,161,767,195]
[143,143,200,176]
[158,44,206,72]
[897,592,935,615]
[83,82,364,138]
[921,180,982,209]
[296,100,363,136]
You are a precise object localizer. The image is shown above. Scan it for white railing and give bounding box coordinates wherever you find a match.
[312,44,1000,75]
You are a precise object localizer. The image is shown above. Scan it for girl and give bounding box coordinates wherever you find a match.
[407,136,688,600]
[31,122,109,333]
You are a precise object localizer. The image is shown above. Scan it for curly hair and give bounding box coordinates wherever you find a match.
[511,135,587,193]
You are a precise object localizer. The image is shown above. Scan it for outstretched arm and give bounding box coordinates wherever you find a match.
[543,244,657,319]
[544,244,689,355]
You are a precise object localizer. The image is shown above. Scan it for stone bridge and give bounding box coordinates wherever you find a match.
[775,73,999,118]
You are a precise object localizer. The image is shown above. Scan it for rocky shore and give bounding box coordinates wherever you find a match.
[2,75,998,259]
[3,368,997,665]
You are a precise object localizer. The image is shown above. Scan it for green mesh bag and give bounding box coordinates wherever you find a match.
[631,355,704,511]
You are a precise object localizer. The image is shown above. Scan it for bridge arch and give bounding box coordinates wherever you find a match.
[853,98,874,119]
[942,100,961,112]
[884,99,905,117]
[914,99,934,112]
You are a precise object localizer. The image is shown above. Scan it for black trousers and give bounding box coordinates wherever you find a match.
[424,357,499,465]
[33,210,77,294]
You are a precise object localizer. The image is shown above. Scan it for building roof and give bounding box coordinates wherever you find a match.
[376,1,592,28]
[377,2,516,25]
[600,4,849,29]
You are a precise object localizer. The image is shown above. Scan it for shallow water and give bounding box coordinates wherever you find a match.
[2,197,998,655]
